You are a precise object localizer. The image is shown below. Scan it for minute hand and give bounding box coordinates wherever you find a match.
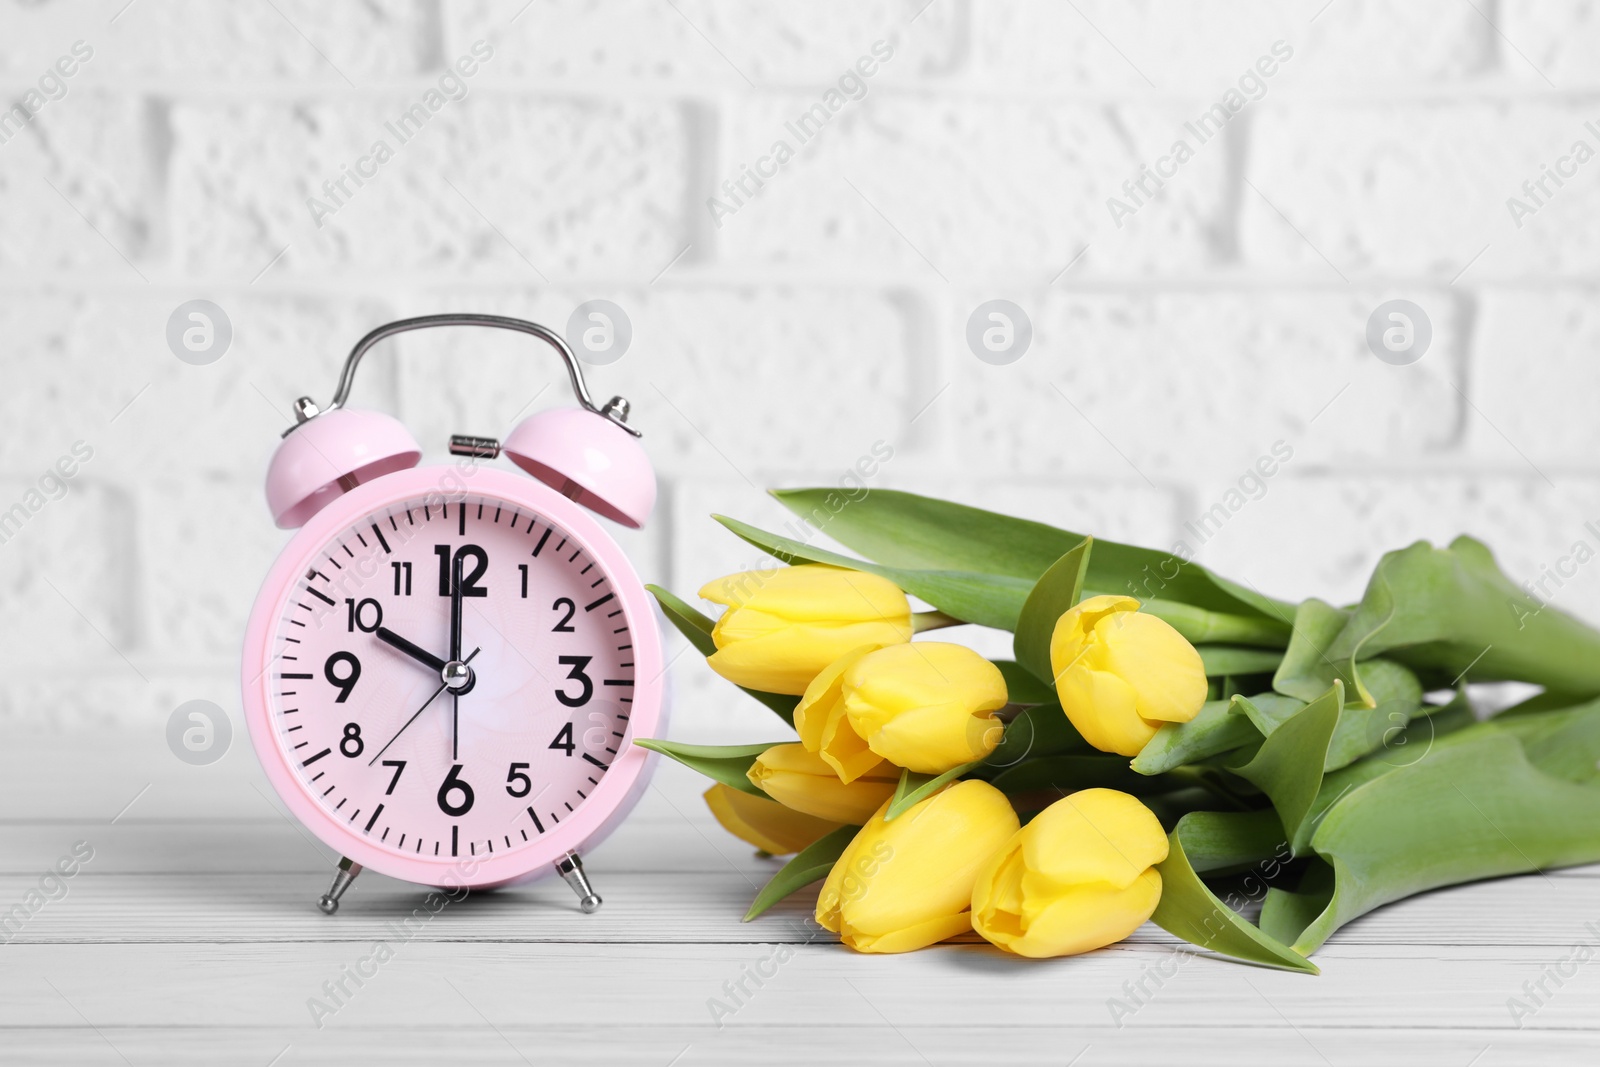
[450,551,464,761]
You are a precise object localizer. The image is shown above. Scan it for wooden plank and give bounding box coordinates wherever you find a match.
[0,942,1594,1037]
[3,1023,1587,1067]
[2,864,1600,950]
[0,1026,1586,1067]
[2,732,1594,1060]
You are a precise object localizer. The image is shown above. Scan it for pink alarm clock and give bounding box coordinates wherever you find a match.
[241,314,666,914]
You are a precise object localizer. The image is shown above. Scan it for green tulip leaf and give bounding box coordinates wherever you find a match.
[1232,692,1306,736]
[978,702,1092,774]
[769,487,1297,623]
[1211,675,1246,703]
[1258,861,1335,947]
[1497,693,1600,781]
[1323,695,1423,772]
[1170,807,1291,874]
[713,515,1032,631]
[1496,687,1590,719]
[1187,670,1427,776]
[1232,681,1343,848]
[1150,811,1318,974]
[1326,536,1600,698]
[633,739,778,797]
[988,754,1185,798]
[1199,646,1286,677]
[884,763,976,822]
[1261,655,1426,771]
[743,824,858,922]
[1272,598,1351,702]
[1279,704,1600,955]
[646,584,800,727]
[1133,697,1263,775]
[1289,701,1467,857]
[1355,658,1423,708]
[721,513,1288,647]
[1143,601,1292,647]
[647,583,716,652]
[1013,536,1093,684]
[991,660,1058,705]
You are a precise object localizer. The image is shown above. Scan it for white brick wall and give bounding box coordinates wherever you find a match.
[1,0,1596,736]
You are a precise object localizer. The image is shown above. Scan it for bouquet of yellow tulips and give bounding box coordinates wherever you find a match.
[641,489,1600,970]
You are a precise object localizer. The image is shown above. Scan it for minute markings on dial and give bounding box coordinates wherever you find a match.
[272,493,633,860]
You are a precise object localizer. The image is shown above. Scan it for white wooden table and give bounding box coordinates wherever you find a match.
[2,733,1595,1065]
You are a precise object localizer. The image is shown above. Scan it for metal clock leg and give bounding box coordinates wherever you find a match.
[555,850,602,913]
[318,856,363,914]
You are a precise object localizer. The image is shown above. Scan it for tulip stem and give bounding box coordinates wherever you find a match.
[995,703,1039,722]
[912,610,964,633]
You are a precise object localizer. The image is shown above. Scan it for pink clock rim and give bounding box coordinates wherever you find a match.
[240,464,665,889]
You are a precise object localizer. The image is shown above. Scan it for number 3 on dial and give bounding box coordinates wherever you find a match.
[556,655,592,707]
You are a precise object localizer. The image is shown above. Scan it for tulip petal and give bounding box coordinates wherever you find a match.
[698,565,913,695]
[1096,612,1208,724]
[857,699,1002,774]
[1057,666,1158,758]
[1050,595,1140,683]
[972,790,1170,959]
[846,642,1008,709]
[1000,870,1163,958]
[1020,788,1169,890]
[747,743,897,824]
[842,911,975,954]
[795,647,885,783]
[815,821,873,934]
[841,643,1009,774]
[821,782,1019,955]
[709,623,906,696]
[971,841,1027,941]
[651,583,802,723]
[703,783,841,856]
[835,783,1017,941]
[700,564,910,623]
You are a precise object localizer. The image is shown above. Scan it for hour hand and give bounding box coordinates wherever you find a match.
[374,626,447,673]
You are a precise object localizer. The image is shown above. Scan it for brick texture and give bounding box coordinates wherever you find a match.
[2,0,1597,733]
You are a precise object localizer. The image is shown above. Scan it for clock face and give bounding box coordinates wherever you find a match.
[259,487,639,872]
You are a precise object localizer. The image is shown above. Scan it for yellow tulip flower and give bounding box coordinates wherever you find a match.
[797,643,1008,779]
[816,780,1020,954]
[844,643,1008,774]
[793,646,888,783]
[1050,595,1207,757]
[972,788,1168,958]
[747,743,899,824]
[703,783,841,855]
[700,565,913,695]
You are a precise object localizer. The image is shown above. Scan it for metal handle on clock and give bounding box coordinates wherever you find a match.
[290,313,641,438]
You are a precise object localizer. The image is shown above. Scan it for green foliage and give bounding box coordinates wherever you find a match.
[632,739,776,797]
[646,584,800,725]
[743,826,859,921]
[1013,537,1093,684]
[655,492,1600,969]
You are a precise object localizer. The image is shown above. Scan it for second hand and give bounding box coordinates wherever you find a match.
[367,647,480,766]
